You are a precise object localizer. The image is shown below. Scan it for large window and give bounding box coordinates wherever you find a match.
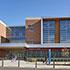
[9,26,25,43]
[60,20,70,43]
[43,21,55,43]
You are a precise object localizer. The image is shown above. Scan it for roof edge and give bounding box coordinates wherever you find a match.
[26,17,41,20]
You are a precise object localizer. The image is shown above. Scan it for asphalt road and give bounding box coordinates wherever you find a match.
[0,67,70,70]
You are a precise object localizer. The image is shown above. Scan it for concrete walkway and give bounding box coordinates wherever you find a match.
[0,67,70,70]
[0,60,70,70]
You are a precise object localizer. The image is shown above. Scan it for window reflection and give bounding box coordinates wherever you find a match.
[60,20,70,43]
[43,21,55,43]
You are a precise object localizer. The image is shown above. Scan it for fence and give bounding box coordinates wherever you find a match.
[0,59,70,70]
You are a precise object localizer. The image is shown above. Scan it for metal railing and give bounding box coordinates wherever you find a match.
[0,59,70,70]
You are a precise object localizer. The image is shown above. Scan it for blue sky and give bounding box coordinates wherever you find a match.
[0,0,70,26]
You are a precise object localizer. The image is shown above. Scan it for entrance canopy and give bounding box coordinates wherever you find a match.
[25,43,70,48]
[0,43,70,48]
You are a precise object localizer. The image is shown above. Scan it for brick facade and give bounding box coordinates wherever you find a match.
[26,19,41,44]
[26,17,70,44]
[0,21,10,43]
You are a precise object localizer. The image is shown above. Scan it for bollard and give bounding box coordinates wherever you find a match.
[17,59,20,70]
[53,60,55,70]
[18,60,20,67]
[35,60,37,70]
[2,58,4,70]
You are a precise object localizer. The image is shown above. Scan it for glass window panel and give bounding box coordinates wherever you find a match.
[60,20,70,43]
[43,21,55,43]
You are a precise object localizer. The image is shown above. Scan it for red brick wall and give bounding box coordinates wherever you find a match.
[26,19,41,44]
[55,18,60,43]
[26,17,70,44]
[0,49,8,58]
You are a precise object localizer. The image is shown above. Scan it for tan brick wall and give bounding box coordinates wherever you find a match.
[0,23,6,38]
[0,23,10,43]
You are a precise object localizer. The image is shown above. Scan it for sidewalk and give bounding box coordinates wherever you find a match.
[0,60,70,69]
